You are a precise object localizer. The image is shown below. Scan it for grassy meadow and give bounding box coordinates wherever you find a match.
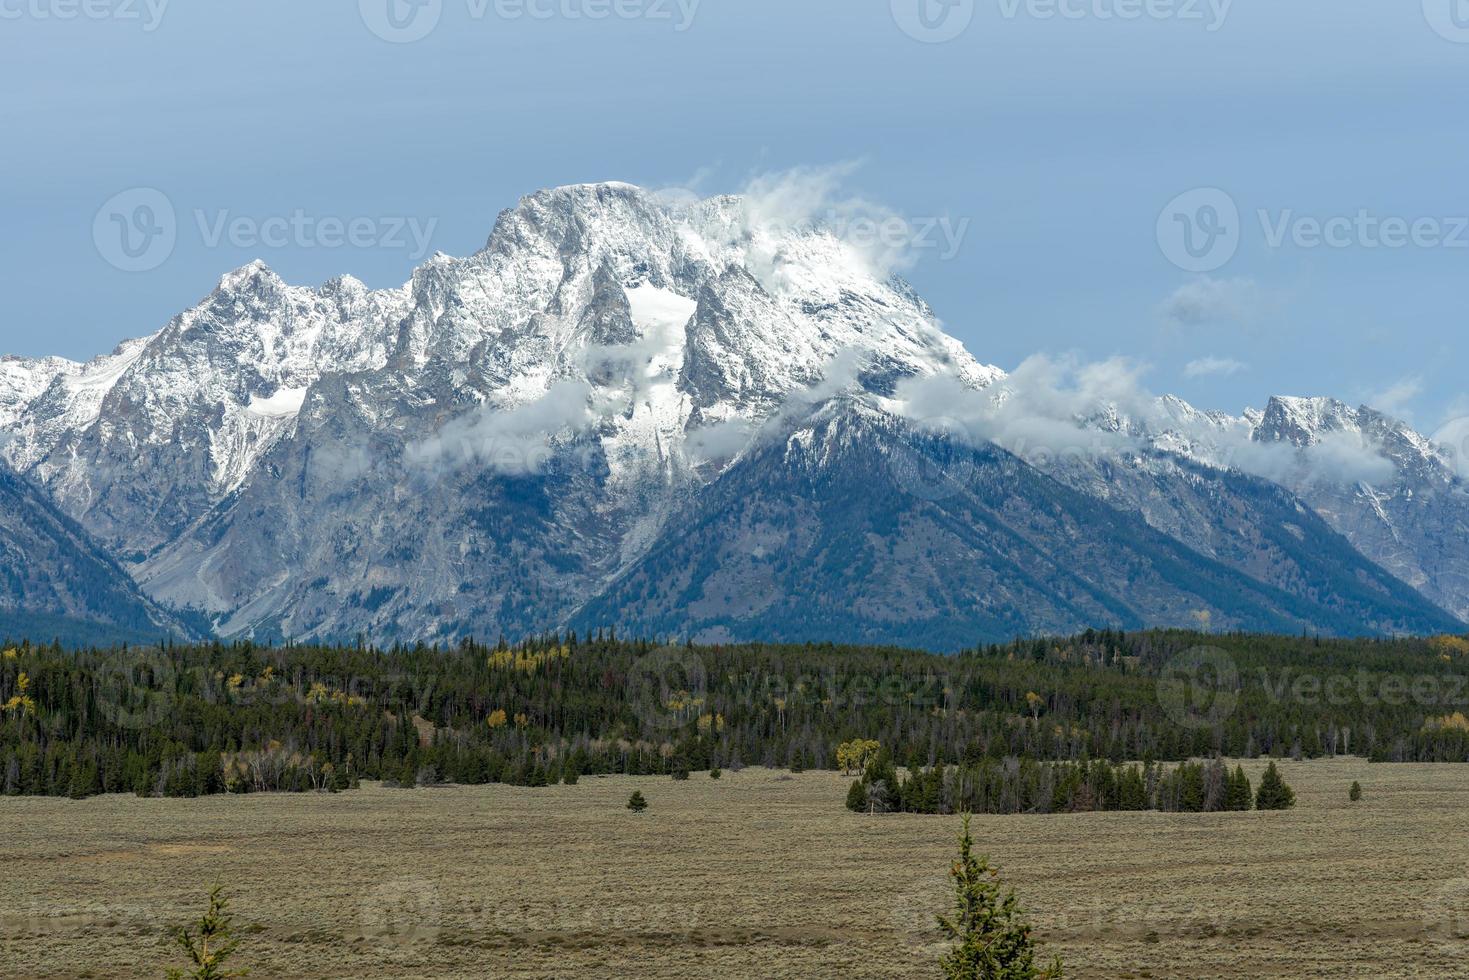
[2,758,1467,978]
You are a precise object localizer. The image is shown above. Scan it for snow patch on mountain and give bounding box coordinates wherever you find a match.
[246,387,309,418]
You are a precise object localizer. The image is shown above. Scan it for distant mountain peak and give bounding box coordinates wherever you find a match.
[0,181,1464,644]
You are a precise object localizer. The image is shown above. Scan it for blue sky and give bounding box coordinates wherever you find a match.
[2,0,1466,429]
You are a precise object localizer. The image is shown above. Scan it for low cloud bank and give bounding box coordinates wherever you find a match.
[889,354,1399,489]
[406,380,594,476]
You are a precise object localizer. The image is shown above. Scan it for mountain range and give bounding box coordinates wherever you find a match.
[3,182,1466,648]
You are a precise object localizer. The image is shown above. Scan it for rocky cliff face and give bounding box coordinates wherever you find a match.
[0,461,195,644]
[1244,396,1469,622]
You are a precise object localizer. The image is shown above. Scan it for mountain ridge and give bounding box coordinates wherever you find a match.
[1,181,1464,647]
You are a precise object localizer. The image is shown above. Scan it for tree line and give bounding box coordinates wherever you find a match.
[0,628,1464,798]
[846,752,1297,815]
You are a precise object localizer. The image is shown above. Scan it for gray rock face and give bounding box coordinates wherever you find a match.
[572,402,1461,648]
[0,182,1464,647]
[1246,397,1469,622]
[0,462,194,642]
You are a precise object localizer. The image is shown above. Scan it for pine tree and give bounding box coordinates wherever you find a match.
[627,790,648,813]
[936,814,1063,979]
[1116,765,1147,811]
[846,779,868,813]
[709,768,722,779]
[1349,780,1362,802]
[166,886,248,980]
[1254,762,1296,810]
[1224,765,1253,811]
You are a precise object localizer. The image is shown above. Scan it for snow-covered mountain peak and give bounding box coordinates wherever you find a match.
[5,178,1469,643]
[0,354,78,429]
[1254,395,1363,447]
[215,258,279,292]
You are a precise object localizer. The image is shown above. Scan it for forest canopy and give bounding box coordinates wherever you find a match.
[1,629,1466,799]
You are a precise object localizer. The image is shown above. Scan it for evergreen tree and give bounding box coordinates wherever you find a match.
[1224,766,1253,811]
[627,790,648,813]
[936,814,1062,979]
[1116,765,1147,811]
[709,768,722,779]
[6,630,1469,801]
[1349,780,1362,802]
[1255,762,1296,810]
[846,779,868,813]
[165,886,248,980]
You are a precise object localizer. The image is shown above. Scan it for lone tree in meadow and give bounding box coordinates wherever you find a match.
[165,886,248,980]
[627,790,648,813]
[936,814,1063,979]
[1254,762,1296,811]
[1349,781,1362,802]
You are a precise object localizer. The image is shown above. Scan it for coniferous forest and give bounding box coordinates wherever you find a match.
[1,629,1467,800]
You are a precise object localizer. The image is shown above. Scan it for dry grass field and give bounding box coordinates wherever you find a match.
[3,758,1468,978]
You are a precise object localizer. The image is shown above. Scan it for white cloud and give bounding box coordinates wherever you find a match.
[1184,356,1249,378]
[714,162,969,283]
[1441,394,1469,425]
[1303,430,1397,485]
[685,418,756,465]
[888,353,1399,489]
[1159,276,1266,328]
[1430,414,1469,479]
[891,354,1147,464]
[738,161,869,235]
[406,380,593,475]
[1365,376,1423,420]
